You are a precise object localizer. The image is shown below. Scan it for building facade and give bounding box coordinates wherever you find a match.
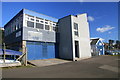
[4,9,58,60]
[90,38,104,56]
[4,9,92,62]
[58,14,91,61]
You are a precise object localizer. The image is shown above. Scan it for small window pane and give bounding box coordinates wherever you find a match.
[27,21,34,28]
[17,24,19,29]
[74,23,78,30]
[36,23,44,29]
[53,27,56,31]
[40,21,44,23]
[36,20,39,22]
[45,25,50,30]
[53,24,56,26]
[31,18,34,21]
[45,22,48,24]
[74,31,78,36]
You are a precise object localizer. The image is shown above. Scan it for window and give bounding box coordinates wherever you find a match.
[20,21,23,28]
[74,31,78,36]
[45,22,48,24]
[31,18,34,21]
[15,25,17,30]
[53,24,56,26]
[40,21,44,23]
[53,27,56,31]
[74,23,78,30]
[20,23,22,28]
[27,21,34,28]
[45,25,50,30]
[36,23,44,29]
[36,20,39,22]
[17,24,19,29]
[74,22,79,36]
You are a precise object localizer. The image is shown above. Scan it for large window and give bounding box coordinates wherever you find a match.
[45,25,50,30]
[27,21,34,28]
[36,23,44,29]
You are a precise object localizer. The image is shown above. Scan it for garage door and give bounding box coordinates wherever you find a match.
[26,41,55,60]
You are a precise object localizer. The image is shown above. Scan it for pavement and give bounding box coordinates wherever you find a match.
[28,58,71,67]
[2,55,119,78]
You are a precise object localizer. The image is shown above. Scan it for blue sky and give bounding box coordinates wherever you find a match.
[1,2,118,42]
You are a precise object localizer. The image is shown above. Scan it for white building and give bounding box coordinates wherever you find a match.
[57,14,91,61]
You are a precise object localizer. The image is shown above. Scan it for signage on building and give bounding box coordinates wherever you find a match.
[16,31,21,37]
[28,31,42,41]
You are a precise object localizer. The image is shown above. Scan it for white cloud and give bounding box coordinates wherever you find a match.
[96,25,115,33]
[88,16,94,21]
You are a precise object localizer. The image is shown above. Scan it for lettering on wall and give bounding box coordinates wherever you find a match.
[28,31,42,41]
[16,31,21,37]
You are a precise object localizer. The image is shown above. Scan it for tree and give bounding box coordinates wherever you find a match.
[108,40,114,50]
[115,40,120,50]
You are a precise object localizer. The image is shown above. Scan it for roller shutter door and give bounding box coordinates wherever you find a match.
[26,41,55,60]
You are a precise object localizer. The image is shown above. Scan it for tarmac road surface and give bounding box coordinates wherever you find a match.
[2,55,119,78]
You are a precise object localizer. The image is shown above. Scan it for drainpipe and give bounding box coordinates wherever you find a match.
[3,43,6,63]
[25,47,27,66]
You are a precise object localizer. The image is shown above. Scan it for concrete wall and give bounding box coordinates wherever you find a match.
[58,14,91,61]
[58,16,73,60]
[71,14,91,60]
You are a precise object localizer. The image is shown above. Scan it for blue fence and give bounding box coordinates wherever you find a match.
[0,49,22,55]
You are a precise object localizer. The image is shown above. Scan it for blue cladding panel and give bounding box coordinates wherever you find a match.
[27,41,55,60]
[42,43,48,59]
[27,42,35,60]
[47,43,55,58]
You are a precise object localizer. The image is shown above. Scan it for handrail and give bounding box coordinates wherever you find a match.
[16,52,26,61]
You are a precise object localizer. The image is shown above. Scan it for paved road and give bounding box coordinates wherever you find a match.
[2,55,119,78]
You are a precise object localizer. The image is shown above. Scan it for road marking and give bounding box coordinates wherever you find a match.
[99,65,118,73]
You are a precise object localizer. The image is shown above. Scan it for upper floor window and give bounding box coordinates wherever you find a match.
[45,22,48,24]
[36,23,44,29]
[40,21,44,23]
[31,18,34,21]
[27,21,34,28]
[45,25,50,30]
[74,23,78,30]
[53,27,57,31]
[74,31,78,36]
[36,20,39,22]
[74,22,79,36]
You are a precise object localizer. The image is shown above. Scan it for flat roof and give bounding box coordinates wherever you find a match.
[23,9,58,22]
[4,9,58,28]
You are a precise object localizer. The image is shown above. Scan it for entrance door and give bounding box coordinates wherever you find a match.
[75,41,79,58]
